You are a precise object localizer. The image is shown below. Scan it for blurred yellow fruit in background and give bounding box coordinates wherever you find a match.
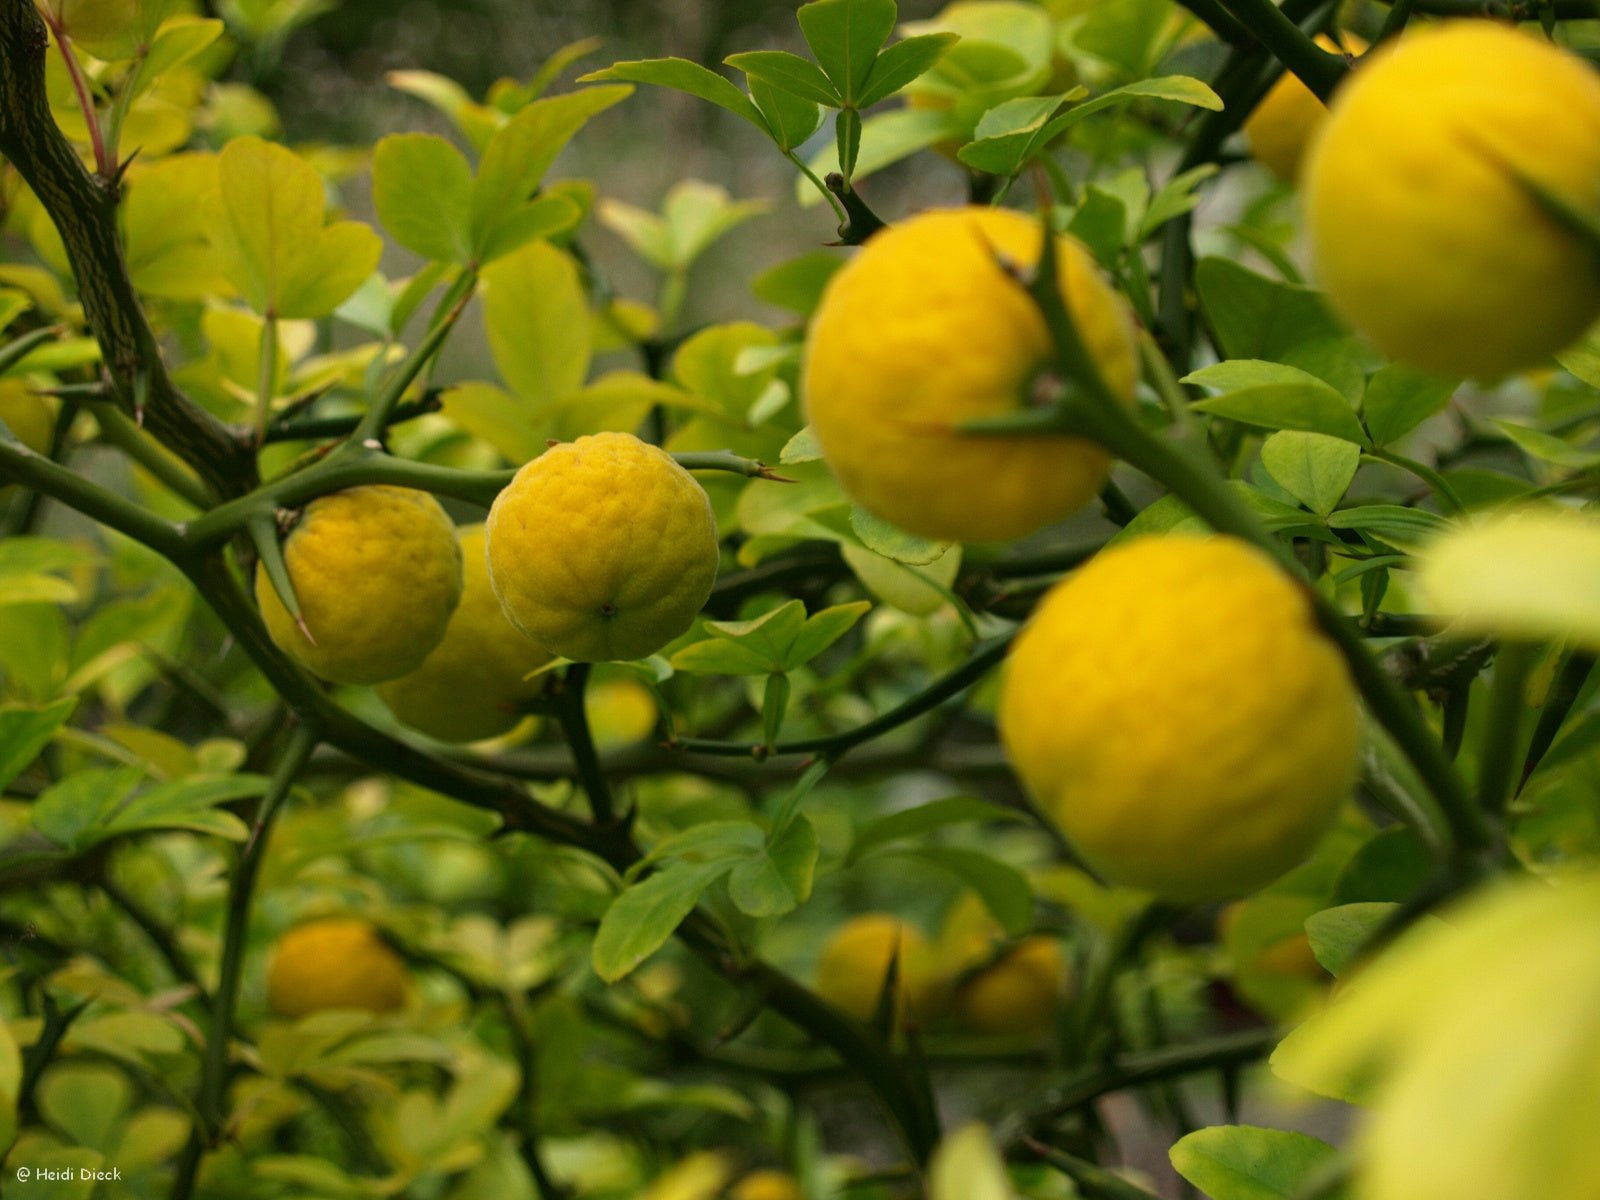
[815,914,945,1025]
[267,917,409,1018]
[1242,33,1365,182]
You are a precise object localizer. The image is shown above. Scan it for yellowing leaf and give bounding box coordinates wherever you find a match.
[124,154,228,301]
[209,136,381,319]
[483,240,591,406]
[1416,506,1600,650]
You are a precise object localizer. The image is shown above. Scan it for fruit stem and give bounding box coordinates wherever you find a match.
[552,662,617,826]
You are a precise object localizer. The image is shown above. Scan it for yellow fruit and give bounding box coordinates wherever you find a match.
[955,938,1067,1036]
[585,677,659,747]
[1217,901,1323,978]
[815,914,945,1025]
[1273,875,1600,1200]
[998,535,1361,901]
[266,917,409,1018]
[255,485,462,685]
[485,432,719,662]
[803,207,1137,543]
[1305,21,1600,379]
[940,893,1066,1036]
[729,1170,804,1200]
[0,382,56,498]
[1242,33,1365,182]
[375,525,552,742]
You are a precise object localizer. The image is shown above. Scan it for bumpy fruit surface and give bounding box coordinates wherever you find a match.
[815,914,945,1025]
[485,432,719,662]
[999,535,1361,900]
[729,1170,804,1200]
[1242,33,1364,182]
[803,207,1137,543]
[266,917,409,1018]
[255,485,462,685]
[0,382,56,498]
[376,525,552,742]
[1305,21,1600,379]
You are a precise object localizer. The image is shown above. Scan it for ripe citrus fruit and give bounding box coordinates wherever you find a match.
[255,485,462,685]
[1304,21,1600,379]
[266,917,409,1018]
[485,432,719,662]
[940,893,1066,1036]
[1242,33,1365,182]
[375,525,552,742]
[729,1170,804,1200]
[0,382,56,498]
[815,913,945,1025]
[803,206,1137,543]
[998,535,1361,901]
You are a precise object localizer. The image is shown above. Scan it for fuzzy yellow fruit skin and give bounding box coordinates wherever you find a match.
[0,382,56,499]
[1305,21,1600,379]
[998,535,1361,901]
[729,1170,804,1200]
[803,207,1137,543]
[1242,33,1364,182]
[485,432,719,662]
[376,526,551,742]
[815,914,945,1025]
[255,486,462,685]
[266,917,409,1018]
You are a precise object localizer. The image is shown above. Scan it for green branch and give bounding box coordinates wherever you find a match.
[551,662,618,826]
[174,722,318,1200]
[1210,0,1347,102]
[671,637,1013,760]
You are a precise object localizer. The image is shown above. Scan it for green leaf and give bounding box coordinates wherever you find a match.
[748,76,825,151]
[725,50,840,107]
[785,600,870,669]
[1186,360,1367,444]
[38,1064,130,1154]
[1141,163,1220,239]
[1195,257,1347,363]
[1327,505,1448,549]
[1332,828,1433,906]
[797,0,897,105]
[1556,326,1600,389]
[906,846,1031,936]
[959,76,1220,175]
[1304,903,1398,977]
[56,0,141,59]
[1260,431,1360,517]
[930,1123,1019,1200]
[671,638,778,676]
[1362,364,1458,448]
[836,106,863,179]
[592,860,730,982]
[31,767,143,852]
[209,136,381,319]
[0,699,75,792]
[126,15,224,101]
[727,814,819,917]
[956,92,1083,176]
[754,257,841,322]
[660,181,770,269]
[579,58,765,129]
[483,241,591,408]
[1170,1125,1341,1200]
[849,506,952,564]
[857,32,960,108]
[850,796,1022,863]
[475,193,582,265]
[1491,419,1600,471]
[100,775,262,840]
[778,424,826,463]
[373,134,476,264]
[469,85,631,260]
